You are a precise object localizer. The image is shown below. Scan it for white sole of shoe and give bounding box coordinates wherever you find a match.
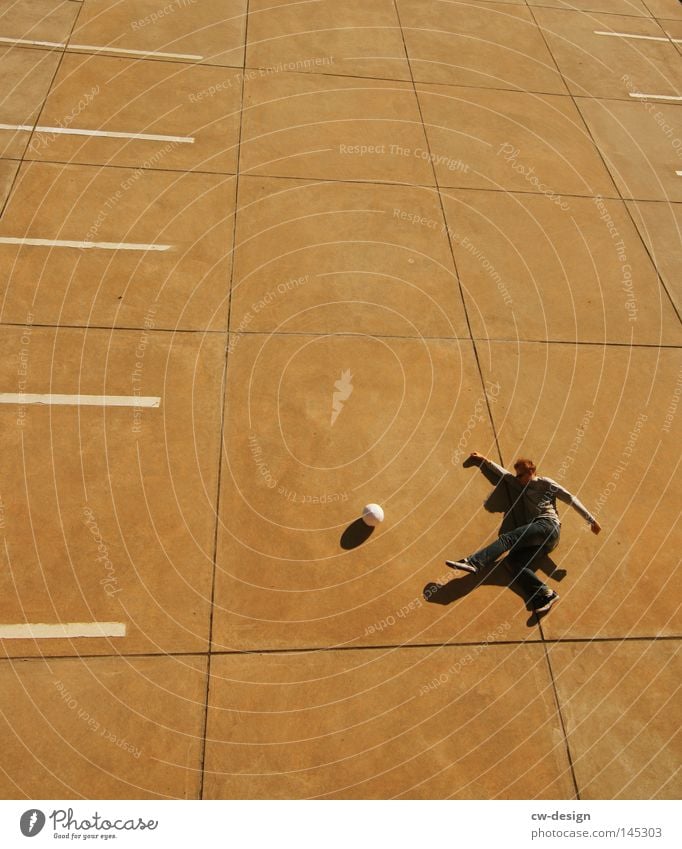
[445,559,478,574]
[534,594,559,614]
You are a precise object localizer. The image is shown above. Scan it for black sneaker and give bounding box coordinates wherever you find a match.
[462,455,479,468]
[445,558,478,574]
[533,590,559,614]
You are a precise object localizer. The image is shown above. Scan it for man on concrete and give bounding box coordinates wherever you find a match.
[446,452,601,614]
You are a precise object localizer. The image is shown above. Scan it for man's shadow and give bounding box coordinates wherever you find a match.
[423,552,561,603]
[424,561,528,606]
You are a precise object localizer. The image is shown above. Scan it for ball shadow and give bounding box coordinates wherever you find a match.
[340,518,374,550]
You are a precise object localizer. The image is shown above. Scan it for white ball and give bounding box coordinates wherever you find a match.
[362,503,384,526]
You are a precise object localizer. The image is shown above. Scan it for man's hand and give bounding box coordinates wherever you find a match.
[590,520,601,535]
[462,452,486,468]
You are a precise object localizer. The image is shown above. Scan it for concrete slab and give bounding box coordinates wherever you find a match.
[577,97,682,201]
[26,53,241,173]
[0,46,61,159]
[0,158,19,208]
[526,0,651,14]
[659,18,682,50]
[0,0,79,46]
[549,640,682,798]
[68,0,247,67]
[203,644,575,799]
[240,72,434,184]
[0,0,678,803]
[626,199,682,312]
[416,83,618,196]
[440,188,682,345]
[0,326,224,657]
[398,0,566,93]
[230,175,468,338]
[645,0,682,19]
[0,161,236,330]
[247,0,410,81]
[213,333,543,652]
[534,8,682,99]
[476,341,682,640]
[0,655,206,798]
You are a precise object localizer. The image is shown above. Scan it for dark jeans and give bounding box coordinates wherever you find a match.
[468,517,560,599]
[505,544,552,599]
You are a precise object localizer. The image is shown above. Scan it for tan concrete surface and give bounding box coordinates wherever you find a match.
[440,188,682,344]
[204,644,575,799]
[0,47,61,159]
[526,0,650,13]
[645,0,682,20]
[0,656,206,798]
[626,199,682,312]
[68,0,247,67]
[0,327,223,657]
[659,20,682,65]
[26,54,242,173]
[240,72,435,184]
[477,341,682,640]
[416,83,618,195]
[0,0,679,802]
[534,9,682,99]
[0,158,19,207]
[548,640,682,799]
[398,0,566,93]
[247,0,411,81]
[577,97,682,201]
[0,0,80,45]
[0,162,236,330]
[213,333,536,651]
[231,175,468,338]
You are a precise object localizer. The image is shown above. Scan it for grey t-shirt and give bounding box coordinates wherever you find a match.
[483,460,595,525]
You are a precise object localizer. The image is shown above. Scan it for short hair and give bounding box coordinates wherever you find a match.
[514,457,536,474]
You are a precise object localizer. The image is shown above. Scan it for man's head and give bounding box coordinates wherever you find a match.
[514,458,536,485]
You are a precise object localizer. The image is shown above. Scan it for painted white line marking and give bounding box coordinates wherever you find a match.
[68,44,203,60]
[0,36,204,59]
[0,622,126,639]
[0,123,194,144]
[0,237,171,251]
[629,93,682,101]
[593,30,671,42]
[676,171,682,176]
[0,36,65,48]
[0,394,161,407]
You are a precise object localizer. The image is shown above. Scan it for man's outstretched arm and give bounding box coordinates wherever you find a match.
[464,452,519,487]
[548,478,602,535]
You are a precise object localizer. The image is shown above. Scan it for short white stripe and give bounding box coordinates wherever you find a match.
[0,36,204,59]
[676,171,682,176]
[0,394,161,407]
[68,43,203,60]
[0,622,126,639]
[0,237,170,251]
[0,36,65,48]
[629,93,682,101]
[0,123,194,143]
[593,30,670,43]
